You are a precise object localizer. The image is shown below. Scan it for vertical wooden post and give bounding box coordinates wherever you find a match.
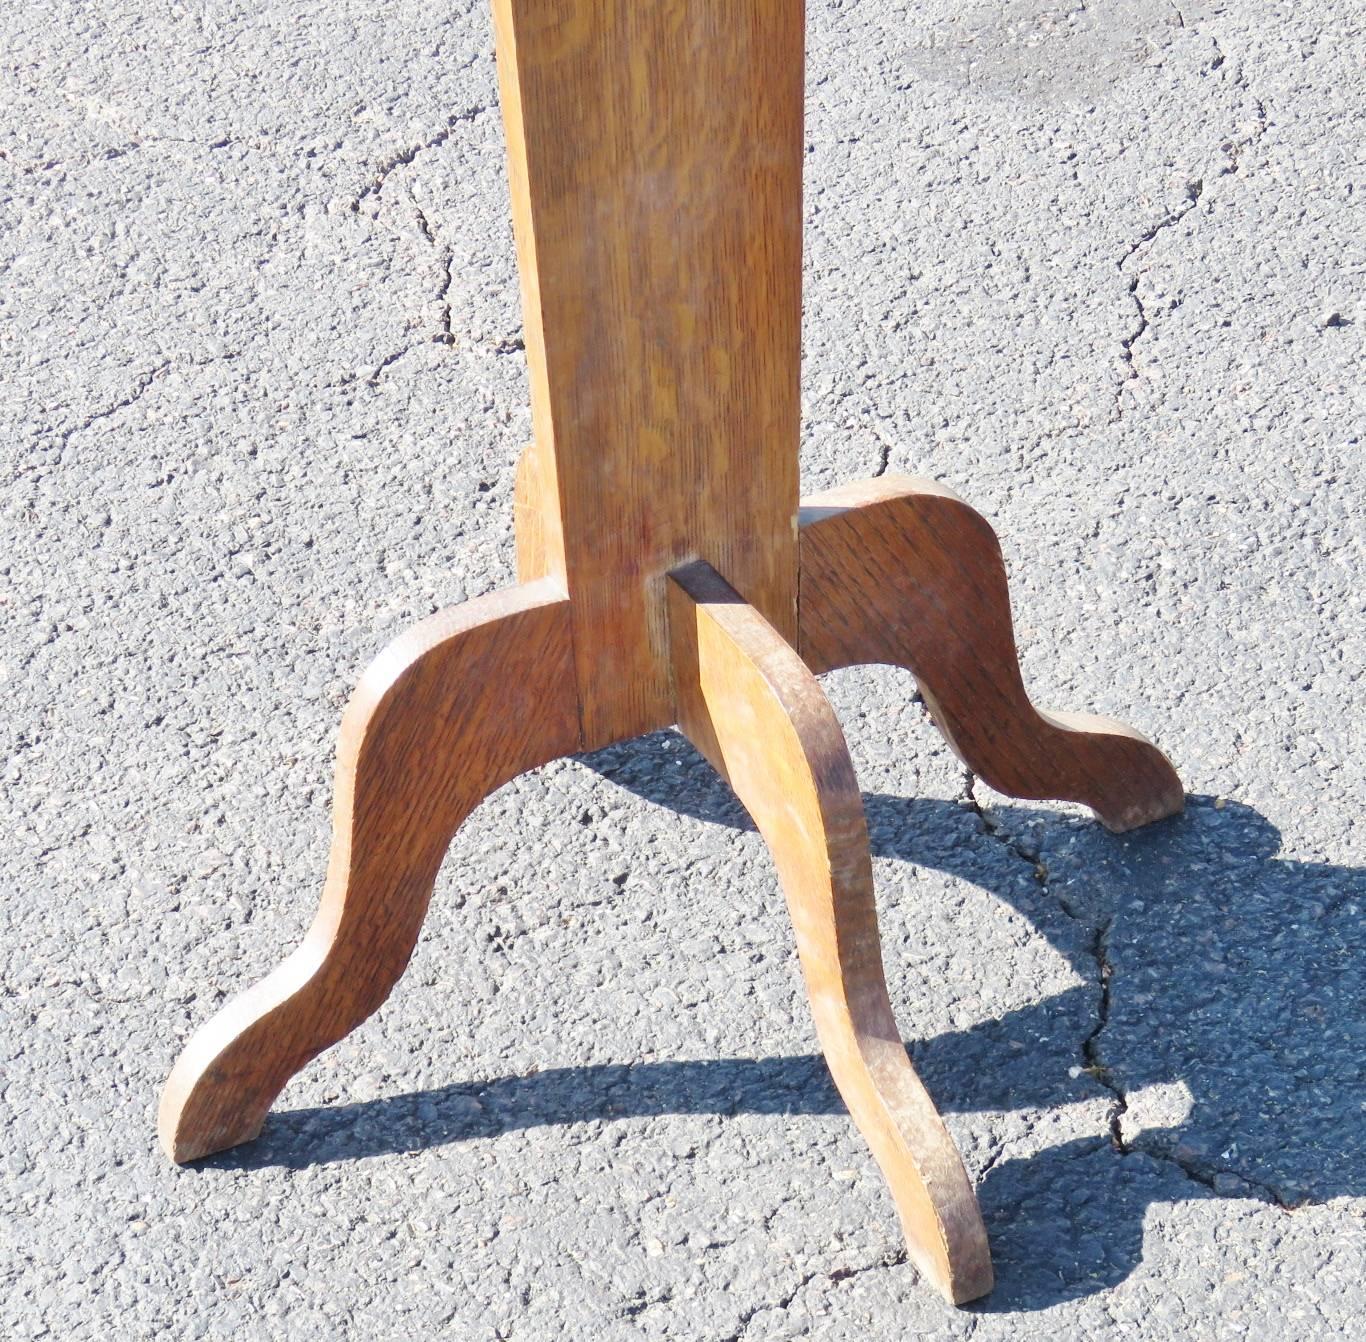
[493,1,805,747]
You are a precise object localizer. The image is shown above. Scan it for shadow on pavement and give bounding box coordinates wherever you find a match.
[206,730,1365,1311]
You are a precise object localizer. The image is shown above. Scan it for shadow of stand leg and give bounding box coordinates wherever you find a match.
[798,475,1184,833]
[159,579,581,1163]
[668,560,994,1306]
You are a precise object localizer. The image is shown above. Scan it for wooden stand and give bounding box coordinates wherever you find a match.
[159,2,1183,1306]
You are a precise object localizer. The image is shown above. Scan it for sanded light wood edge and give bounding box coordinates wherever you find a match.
[158,578,581,1163]
[514,439,551,584]
[798,475,1185,833]
[668,559,994,1305]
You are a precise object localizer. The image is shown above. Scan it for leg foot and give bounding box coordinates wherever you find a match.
[159,578,580,1162]
[799,476,1184,832]
[668,560,993,1305]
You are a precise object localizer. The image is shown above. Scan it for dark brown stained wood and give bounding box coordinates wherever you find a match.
[798,475,1185,832]
[493,0,804,749]
[668,560,994,1305]
[158,579,580,1163]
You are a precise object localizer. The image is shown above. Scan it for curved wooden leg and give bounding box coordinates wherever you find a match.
[798,475,1184,833]
[668,561,993,1306]
[159,578,581,1162]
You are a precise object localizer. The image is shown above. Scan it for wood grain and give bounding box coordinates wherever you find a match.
[513,439,552,583]
[798,475,1184,832]
[668,560,993,1305]
[159,578,581,1163]
[494,0,804,749]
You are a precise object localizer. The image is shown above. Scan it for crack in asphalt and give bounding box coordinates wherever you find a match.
[715,1256,898,1341]
[1110,34,1270,425]
[959,775,1298,1212]
[958,769,1049,883]
[365,344,419,385]
[1079,911,1130,1149]
[436,253,457,347]
[1110,177,1205,424]
[45,361,172,463]
[414,205,457,347]
[350,104,488,209]
[357,177,510,382]
[0,135,236,176]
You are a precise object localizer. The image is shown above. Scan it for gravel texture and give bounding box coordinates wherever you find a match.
[2,1,1363,1338]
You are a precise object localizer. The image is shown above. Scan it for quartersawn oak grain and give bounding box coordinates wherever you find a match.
[669,560,994,1305]
[494,0,804,749]
[798,475,1184,832]
[158,579,580,1163]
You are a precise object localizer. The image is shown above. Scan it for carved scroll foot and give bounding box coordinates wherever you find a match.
[799,475,1184,833]
[668,560,994,1305]
[158,579,580,1163]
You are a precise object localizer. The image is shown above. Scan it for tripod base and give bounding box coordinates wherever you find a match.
[159,474,1181,1306]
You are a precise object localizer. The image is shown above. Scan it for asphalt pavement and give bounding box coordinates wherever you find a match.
[3,2,1363,1337]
